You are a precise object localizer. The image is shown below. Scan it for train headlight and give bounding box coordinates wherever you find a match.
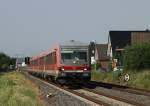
[61,68,65,71]
[83,68,87,71]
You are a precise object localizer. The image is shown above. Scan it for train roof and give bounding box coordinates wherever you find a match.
[59,40,88,47]
[30,40,88,61]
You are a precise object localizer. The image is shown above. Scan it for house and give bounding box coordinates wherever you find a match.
[107,30,150,66]
[95,44,110,71]
[16,57,25,67]
[89,42,110,71]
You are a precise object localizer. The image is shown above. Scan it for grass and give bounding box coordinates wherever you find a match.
[91,71,119,83]
[127,70,150,90]
[91,70,150,90]
[0,71,44,106]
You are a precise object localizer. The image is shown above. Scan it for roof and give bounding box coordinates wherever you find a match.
[109,31,131,51]
[59,40,88,47]
[109,30,150,33]
[109,30,150,52]
[96,44,109,60]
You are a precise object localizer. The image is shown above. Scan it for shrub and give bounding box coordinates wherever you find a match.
[0,52,16,70]
[91,61,101,70]
[123,43,150,71]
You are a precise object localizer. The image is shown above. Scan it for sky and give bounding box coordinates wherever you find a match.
[0,0,150,57]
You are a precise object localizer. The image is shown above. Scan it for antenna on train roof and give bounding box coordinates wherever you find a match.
[70,40,75,42]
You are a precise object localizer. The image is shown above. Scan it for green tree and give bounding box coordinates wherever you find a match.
[0,52,16,71]
[123,43,150,71]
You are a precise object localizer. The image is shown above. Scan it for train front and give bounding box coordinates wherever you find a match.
[58,41,91,82]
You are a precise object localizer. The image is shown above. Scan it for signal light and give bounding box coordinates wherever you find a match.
[25,57,30,64]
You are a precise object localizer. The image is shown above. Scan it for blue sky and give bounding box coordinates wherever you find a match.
[0,0,150,57]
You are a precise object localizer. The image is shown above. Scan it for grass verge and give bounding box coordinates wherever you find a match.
[91,70,150,90]
[0,71,44,106]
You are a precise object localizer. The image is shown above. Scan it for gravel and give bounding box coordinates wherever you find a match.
[23,72,150,106]
[93,86,150,106]
[23,72,92,106]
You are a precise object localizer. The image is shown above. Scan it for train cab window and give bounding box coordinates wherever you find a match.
[61,50,73,60]
[61,53,72,59]
[76,52,87,61]
[61,51,87,60]
[61,50,87,65]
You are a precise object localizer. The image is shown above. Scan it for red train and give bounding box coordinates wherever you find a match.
[28,40,91,83]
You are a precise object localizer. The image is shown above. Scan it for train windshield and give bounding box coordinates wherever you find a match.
[61,50,87,65]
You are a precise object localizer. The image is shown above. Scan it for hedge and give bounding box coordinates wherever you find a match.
[123,43,150,71]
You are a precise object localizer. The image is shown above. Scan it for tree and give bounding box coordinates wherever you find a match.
[123,43,150,71]
[0,52,16,71]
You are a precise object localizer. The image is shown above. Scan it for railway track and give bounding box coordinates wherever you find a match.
[80,87,144,106]
[22,71,150,106]
[23,72,108,106]
[82,82,150,106]
[88,81,150,97]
